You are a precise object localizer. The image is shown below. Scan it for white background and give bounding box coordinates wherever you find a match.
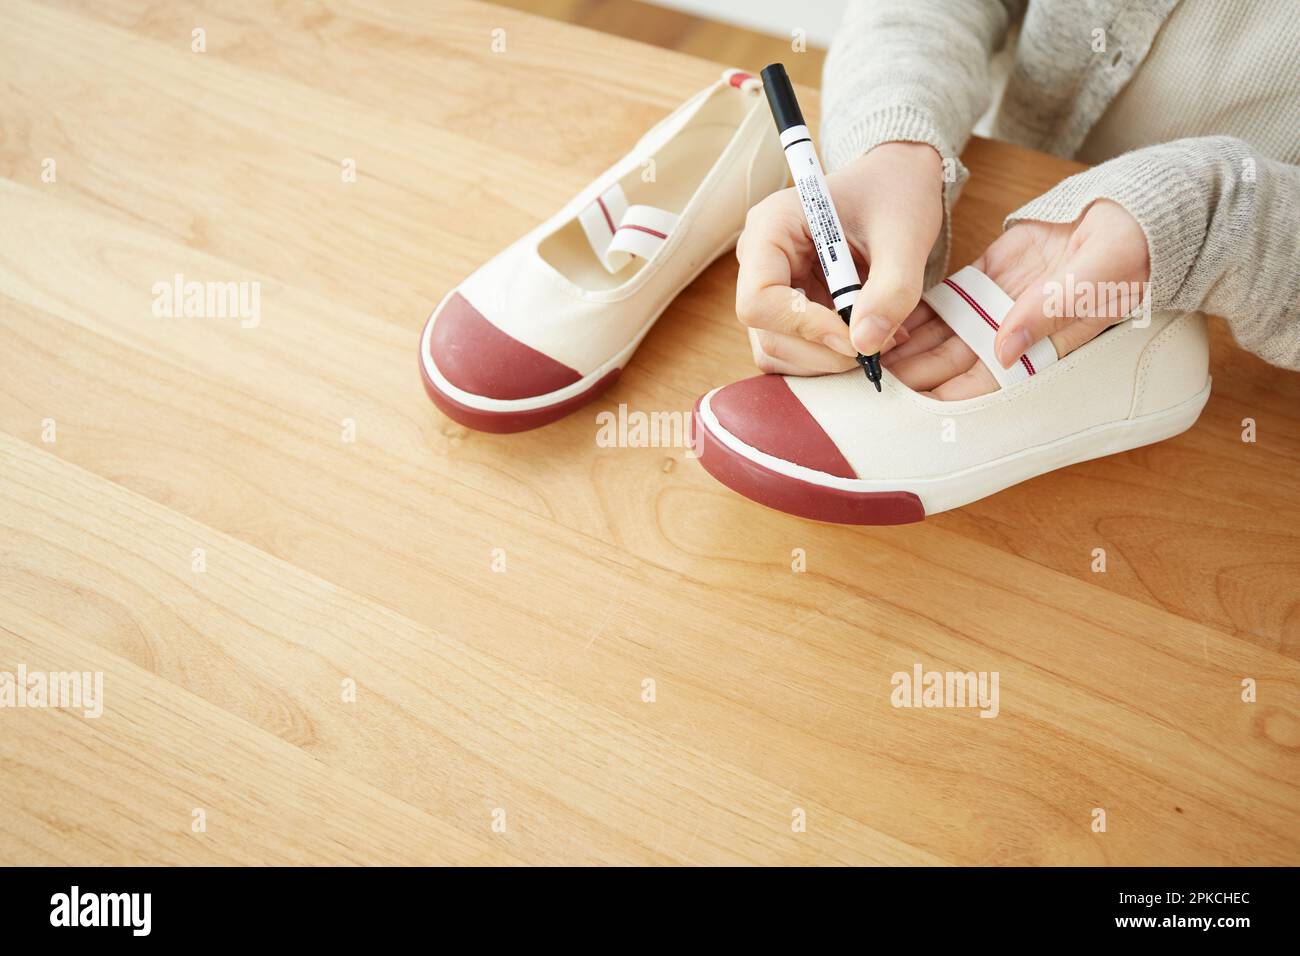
[645,0,846,48]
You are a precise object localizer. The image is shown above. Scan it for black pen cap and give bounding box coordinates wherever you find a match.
[760,63,805,133]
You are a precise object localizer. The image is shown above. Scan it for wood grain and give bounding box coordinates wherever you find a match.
[1,0,1297,865]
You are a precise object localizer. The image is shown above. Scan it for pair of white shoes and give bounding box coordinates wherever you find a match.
[419,71,1211,524]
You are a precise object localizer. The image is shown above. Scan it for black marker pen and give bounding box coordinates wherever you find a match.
[760,63,882,391]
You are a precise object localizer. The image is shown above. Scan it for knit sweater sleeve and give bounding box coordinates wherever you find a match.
[820,0,1026,287]
[1006,137,1300,371]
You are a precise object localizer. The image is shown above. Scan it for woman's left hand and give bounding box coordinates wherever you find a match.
[884,199,1151,399]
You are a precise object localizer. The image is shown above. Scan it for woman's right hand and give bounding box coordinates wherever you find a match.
[734,141,946,375]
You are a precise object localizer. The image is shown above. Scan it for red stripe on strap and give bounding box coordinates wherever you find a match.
[595,195,616,234]
[617,223,667,240]
[728,72,753,88]
[942,278,1035,376]
[943,278,999,332]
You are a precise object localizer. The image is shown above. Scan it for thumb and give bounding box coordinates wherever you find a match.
[849,250,926,355]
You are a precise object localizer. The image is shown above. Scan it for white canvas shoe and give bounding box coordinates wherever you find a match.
[420,69,786,432]
[692,265,1212,524]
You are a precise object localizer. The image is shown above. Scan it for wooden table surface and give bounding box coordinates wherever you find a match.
[2,0,1298,866]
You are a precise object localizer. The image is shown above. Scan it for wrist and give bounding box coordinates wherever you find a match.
[866,141,944,166]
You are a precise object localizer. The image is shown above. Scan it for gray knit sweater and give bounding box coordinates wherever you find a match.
[821,0,1300,370]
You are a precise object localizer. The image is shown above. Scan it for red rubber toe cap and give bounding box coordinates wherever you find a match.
[709,374,857,479]
[429,292,582,400]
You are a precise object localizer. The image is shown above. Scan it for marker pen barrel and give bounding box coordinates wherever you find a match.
[759,63,882,391]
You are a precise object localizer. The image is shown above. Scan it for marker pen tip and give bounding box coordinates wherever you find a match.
[861,353,883,392]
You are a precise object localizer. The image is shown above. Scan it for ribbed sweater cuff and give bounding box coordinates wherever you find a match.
[823,105,964,177]
[1004,148,1210,313]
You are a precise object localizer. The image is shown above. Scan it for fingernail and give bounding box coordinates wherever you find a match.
[852,314,894,353]
[997,329,1030,368]
[821,333,858,358]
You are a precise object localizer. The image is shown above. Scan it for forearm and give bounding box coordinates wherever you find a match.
[821,0,1022,173]
[820,0,1024,288]
[1007,137,1300,370]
